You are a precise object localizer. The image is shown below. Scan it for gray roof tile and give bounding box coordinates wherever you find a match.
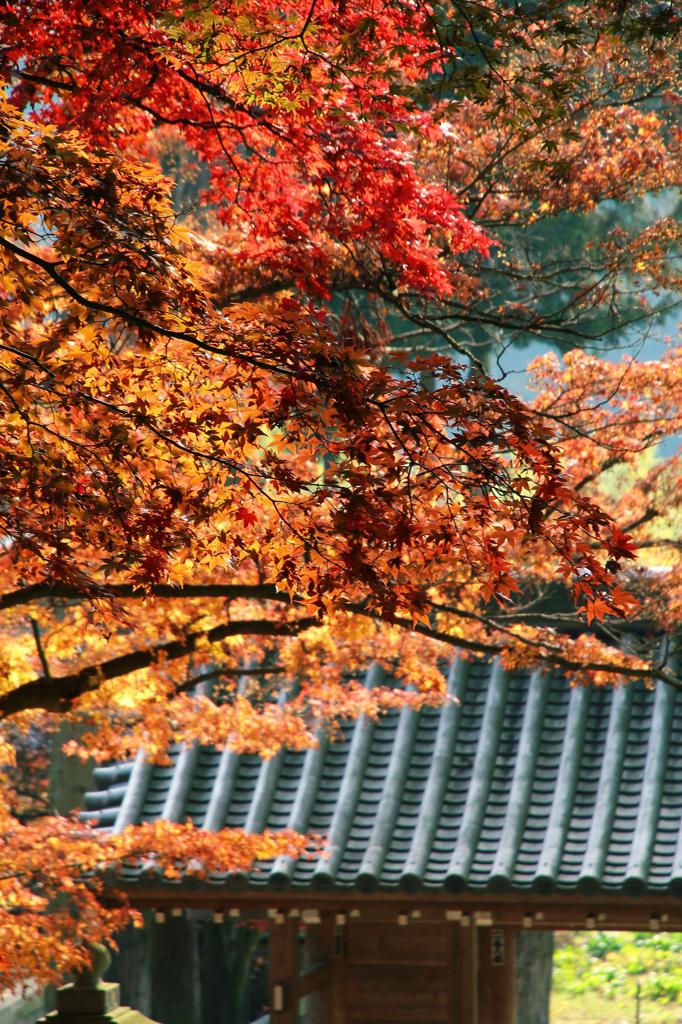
[84,657,682,894]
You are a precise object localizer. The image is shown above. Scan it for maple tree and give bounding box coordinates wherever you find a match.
[0,0,680,988]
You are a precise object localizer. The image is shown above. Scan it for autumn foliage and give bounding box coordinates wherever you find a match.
[0,0,680,986]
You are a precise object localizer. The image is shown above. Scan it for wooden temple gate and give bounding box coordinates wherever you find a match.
[87,659,682,1024]
[123,891,682,1024]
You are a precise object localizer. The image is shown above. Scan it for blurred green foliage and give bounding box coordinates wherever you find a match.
[554,931,682,1005]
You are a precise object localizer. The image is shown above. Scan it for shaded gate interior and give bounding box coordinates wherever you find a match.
[267,912,515,1024]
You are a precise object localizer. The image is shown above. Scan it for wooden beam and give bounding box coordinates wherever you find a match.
[448,919,478,1024]
[122,886,682,933]
[478,927,516,1024]
[297,964,330,998]
[269,916,299,1024]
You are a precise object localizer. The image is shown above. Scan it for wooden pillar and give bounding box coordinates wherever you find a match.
[301,916,333,1024]
[325,914,347,1024]
[303,913,346,1024]
[478,928,516,1024]
[269,916,299,1024]
[448,920,478,1024]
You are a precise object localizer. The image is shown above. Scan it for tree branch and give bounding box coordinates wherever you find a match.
[0,582,285,611]
[175,664,284,694]
[29,617,52,679]
[0,235,293,378]
[345,606,680,690]
[2,588,678,715]
[0,616,316,717]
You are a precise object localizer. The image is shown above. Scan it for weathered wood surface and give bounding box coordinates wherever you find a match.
[268,917,299,1024]
[478,928,516,1024]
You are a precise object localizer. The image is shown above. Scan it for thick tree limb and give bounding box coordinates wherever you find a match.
[2,601,676,720]
[0,582,284,611]
[0,616,316,717]
[1,585,678,718]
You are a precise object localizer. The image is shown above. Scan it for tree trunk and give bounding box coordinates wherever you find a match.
[198,919,262,1024]
[150,913,201,1024]
[515,931,554,1024]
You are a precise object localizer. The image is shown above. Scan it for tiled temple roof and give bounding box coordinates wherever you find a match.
[83,658,682,894]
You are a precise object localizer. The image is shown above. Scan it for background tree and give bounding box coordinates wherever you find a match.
[0,0,680,988]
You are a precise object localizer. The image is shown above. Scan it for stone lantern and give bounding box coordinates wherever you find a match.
[38,945,161,1024]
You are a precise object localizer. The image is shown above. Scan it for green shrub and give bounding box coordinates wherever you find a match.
[554,931,682,1005]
